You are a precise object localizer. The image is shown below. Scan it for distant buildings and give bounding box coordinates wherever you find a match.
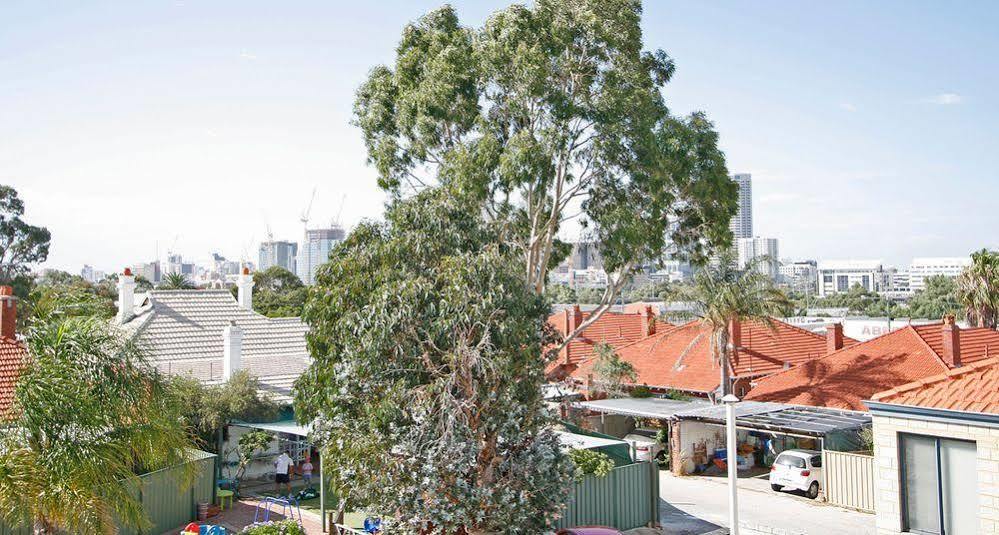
[728,173,753,240]
[80,264,105,283]
[779,260,817,295]
[736,236,779,279]
[908,256,971,292]
[297,227,345,286]
[134,260,162,284]
[816,259,892,297]
[551,242,607,288]
[165,254,195,278]
[259,240,298,274]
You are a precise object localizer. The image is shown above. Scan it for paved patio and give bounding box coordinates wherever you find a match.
[162,498,326,535]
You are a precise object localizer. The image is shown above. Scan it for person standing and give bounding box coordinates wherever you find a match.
[274,451,293,496]
[301,457,314,488]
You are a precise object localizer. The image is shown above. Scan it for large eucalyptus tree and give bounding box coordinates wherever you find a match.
[354,0,736,345]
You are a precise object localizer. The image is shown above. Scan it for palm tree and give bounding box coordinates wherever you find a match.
[670,253,792,398]
[159,272,196,290]
[0,318,195,534]
[957,249,999,329]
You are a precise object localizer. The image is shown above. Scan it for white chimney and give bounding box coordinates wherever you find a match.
[223,321,243,381]
[117,268,136,324]
[237,267,254,311]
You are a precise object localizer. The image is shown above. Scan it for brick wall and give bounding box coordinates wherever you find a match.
[871,414,999,534]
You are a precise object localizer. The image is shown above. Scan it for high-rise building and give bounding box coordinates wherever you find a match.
[298,227,346,285]
[259,240,298,274]
[816,260,891,297]
[134,261,161,283]
[729,173,753,240]
[908,257,971,293]
[80,264,95,283]
[736,237,779,279]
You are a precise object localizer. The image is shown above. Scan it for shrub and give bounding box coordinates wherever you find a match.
[238,520,306,535]
[568,449,615,480]
[629,385,653,398]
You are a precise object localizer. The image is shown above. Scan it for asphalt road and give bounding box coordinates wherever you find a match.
[658,472,876,535]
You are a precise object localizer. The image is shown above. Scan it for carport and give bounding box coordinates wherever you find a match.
[574,397,871,475]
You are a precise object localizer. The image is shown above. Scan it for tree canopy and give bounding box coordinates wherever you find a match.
[294,190,571,533]
[354,0,736,344]
[957,249,999,328]
[907,275,961,320]
[234,266,307,318]
[0,185,50,284]
[170,370,280,452]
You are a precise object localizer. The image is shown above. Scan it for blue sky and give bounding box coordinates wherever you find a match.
[2,1,997,272]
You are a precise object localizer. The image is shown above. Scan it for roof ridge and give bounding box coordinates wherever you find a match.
[907,321,954,368]
[872,355,999,401]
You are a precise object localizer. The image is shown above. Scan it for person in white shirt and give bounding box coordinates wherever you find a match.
[274,451,293,495]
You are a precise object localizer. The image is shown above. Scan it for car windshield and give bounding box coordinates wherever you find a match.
[775,454,806,469]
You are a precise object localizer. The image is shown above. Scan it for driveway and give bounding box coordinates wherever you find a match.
[659,472,876,535]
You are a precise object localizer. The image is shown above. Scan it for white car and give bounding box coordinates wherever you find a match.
[769,449,823,499]
[622,428,665,463]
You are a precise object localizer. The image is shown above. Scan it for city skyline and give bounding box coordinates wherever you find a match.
[4,1,998,273]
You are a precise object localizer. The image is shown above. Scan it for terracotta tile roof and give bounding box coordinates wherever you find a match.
[746,322,999,411]
[570,318,847,394]
[871,357,999,414]
[546,306,667,375]
[0,337,26,420]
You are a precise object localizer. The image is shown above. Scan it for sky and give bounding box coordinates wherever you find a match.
[3,1,998,273]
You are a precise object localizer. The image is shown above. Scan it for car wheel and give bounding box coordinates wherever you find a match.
[771,484,782,492]
[806,481,819,499]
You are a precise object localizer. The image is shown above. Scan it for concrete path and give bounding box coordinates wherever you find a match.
[659,472,876,535]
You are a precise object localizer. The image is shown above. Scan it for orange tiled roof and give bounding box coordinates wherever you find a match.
[571,318,849,394]
[0,337,25,420]
[746,322,999,411]
[546,306,666,372]
[871,356,999,414]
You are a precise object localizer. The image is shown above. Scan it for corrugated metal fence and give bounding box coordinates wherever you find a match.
[823,450,875,512]
[554,461,658,531]
[1,450,216,535]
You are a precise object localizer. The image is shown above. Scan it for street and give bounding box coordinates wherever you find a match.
[659,472,876,535]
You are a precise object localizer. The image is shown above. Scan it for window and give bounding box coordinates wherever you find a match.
[837,275,850,292]
[810,455,822,468]
[823,274,833,284]
[900,434,977,534]
[775,454,805,468]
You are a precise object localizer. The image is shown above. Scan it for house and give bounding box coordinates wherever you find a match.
[115,267,311,402]
[546,303,664,379]
[0,286,25,421]
[745,316,999,411]
[568,317,854,398]
[865,357,999,534]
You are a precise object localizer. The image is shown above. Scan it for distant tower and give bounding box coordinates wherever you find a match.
[729,173,753,240]
[258,241,298,274]
[297,227,345,286]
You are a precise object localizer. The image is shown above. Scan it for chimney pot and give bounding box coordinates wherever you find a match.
[0,286,16,339]
[116,270,136,324]
[223,321,243,381]
[236,269,255,311]
[123,267,132,277]
[941,316,962,367]
[826,323,844,353]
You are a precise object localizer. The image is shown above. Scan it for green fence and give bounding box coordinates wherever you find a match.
[554,460,658,531]
[1,450,216,535]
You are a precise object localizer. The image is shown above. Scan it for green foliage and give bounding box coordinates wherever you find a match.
[591,343,637,398]
[670,254,793,396]
[957,249,999,328]
[26,271,116,325]
[247,266,308,318]
[799,283,900,317]
[238,520,307,535]
[159,272,196,290]
[629,385,653,398]
[545,283,577,304]
[171,370,280,451]
[353,0,736,320]
[225,430,274,482]
[295,190,572,533]
[907,275,961,320]
[568,449,614,480]
[0,185,50,283]
[0,317,196,534]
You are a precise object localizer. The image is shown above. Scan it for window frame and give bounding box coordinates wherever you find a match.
[898,432,975,535]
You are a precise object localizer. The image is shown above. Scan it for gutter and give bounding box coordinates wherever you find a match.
[865,400,999,429]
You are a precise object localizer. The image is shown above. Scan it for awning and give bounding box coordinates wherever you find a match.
[574,397,870,437]
[554,430,629,451]
[232,420,311,437]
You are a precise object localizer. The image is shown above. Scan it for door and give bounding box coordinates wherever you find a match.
[901,434,978,535]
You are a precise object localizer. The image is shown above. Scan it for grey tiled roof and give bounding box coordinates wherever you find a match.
[121,290,310,402]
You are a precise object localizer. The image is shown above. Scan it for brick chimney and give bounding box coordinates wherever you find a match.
[641,305,656,337]
[117,268,136,324]
[236,266,254,311]
[0,286,16,339]
[223,320,243,381]
[826,323,844,353]
[560,305,585,365]
[941,315,962,367]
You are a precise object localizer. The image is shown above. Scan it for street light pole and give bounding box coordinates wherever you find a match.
[722,393,741,535]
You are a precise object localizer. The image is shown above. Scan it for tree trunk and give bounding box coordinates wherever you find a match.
[717,327,731,398]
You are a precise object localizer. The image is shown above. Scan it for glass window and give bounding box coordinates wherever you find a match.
[810,455,822,468]
[775,454,805,468]
[837,275,849,291]
[901,433,977,535]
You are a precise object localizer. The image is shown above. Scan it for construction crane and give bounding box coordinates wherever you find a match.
[333,194,347,228]
[300,188,317,233]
